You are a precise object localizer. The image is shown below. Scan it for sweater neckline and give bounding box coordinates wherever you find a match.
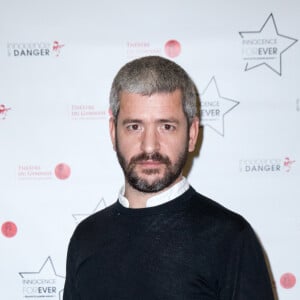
[113,187,196,217]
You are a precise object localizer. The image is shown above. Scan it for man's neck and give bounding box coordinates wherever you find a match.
[124,185,154,208]
[124,176,184,208]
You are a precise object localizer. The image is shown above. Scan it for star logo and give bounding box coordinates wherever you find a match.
[239,13,297,75]
[200,77,239,136]
[73,198,107,224]
[19,256,64,300]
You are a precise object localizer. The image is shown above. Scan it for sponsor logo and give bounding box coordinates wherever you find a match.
[71,104,107,120]
[18,165,52,180]
[164,40,181,58]
[239,157,296,173]
[7,41,65,57]
[126,39,181,59]
[239,13,297,75]
[52,41,65,57]
[17,163,71,180]
[126,41,161,59]
[54,163,71,180]
[200,77,239,136]
[280,273,297,289]
[19,257,64,299]
[1,221,17,238]
[283,157,296,172]
[0,104,11,120]
[73,198,107,224]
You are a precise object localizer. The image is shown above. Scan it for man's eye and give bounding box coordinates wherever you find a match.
[127,124,140,131]
[163,124,175,131]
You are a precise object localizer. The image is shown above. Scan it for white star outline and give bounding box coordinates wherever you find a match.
[239,13,297,75]
[200,77,239,137]
[19,256,65,300]
[72,197,107,224]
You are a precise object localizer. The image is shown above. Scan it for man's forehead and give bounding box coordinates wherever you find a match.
[119,91,182,112]
[119,89,182,98]
[119,90,182,105]
[117,91,186,123]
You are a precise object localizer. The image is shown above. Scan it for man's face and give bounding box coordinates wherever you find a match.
[109,89,199,193]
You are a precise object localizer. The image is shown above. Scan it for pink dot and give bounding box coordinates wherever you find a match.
[280,273,296,289]
[1,221,17,238]
[164,40,181,58]
[55,163,71,180]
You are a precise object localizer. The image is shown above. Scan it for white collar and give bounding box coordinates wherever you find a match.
[118,177,189,208]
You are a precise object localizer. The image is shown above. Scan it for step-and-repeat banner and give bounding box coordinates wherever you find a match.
[1,1,299,299]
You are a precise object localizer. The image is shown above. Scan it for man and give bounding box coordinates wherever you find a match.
[63,56,275,299]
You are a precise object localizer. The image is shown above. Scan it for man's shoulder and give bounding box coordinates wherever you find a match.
[188,187,250,233]
[72,201,118,239]
[66,202,120,266]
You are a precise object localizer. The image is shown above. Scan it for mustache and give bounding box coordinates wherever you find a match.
[129,152,171,165]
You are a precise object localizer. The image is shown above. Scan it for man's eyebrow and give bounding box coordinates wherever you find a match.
[157,118,180,124]
[121,118,180,125]
[121,119,142,125]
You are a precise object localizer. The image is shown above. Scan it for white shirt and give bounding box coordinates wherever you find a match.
[118,177,189,208]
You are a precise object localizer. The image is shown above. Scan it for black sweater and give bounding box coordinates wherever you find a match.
[63,187,274,299]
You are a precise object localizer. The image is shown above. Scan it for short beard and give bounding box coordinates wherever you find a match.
[115,141,189,193]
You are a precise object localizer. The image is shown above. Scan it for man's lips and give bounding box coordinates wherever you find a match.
[137,160,163,166]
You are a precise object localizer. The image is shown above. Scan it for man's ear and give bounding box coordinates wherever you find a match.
[188,117,199,152]
[109,117,116,151]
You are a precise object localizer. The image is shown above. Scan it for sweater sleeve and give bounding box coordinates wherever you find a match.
[63,238,80,300]
[219,223,275,300]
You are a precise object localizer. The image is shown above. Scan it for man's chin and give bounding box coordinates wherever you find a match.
[130,182,166,193]
[127,174,168,193]
[136,171,165,182]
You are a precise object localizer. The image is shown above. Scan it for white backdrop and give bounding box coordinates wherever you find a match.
[0,1,299,299]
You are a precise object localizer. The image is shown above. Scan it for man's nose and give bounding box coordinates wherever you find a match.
[140,126,160,154]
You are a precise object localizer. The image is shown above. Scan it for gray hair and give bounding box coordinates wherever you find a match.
[109,56,199,125]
